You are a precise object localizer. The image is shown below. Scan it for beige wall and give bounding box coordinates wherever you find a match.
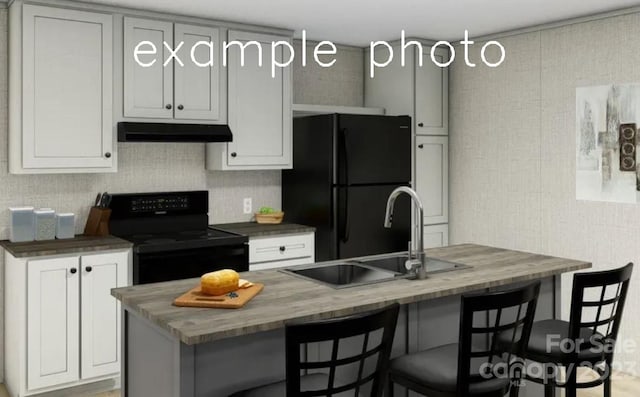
[450,14,640,375]
[292,39,364,106]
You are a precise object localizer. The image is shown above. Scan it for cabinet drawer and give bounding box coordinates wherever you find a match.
[249,233,314,264]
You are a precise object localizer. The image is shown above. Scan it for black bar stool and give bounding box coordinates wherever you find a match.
[387,281,541,397]
[506,263,633,397]
[229,303,400,397]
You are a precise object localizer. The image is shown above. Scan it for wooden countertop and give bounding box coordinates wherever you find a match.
[112,244,590,345]
[0,235,132,258]
[210,222,315,237]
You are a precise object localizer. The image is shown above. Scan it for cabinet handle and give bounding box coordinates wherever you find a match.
[177,104,184,110]
[70,268,77,274]
[85,266,93,272]
[418,122,424,127]
[279,246,286,252]
[231,152,237,158]
[166,104,172,110]
[105,152,112,158]
[418,144,424,149]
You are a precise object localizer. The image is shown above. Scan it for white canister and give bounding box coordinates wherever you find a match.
[55,213,75,239]
[9,207,35,242]
[34,209,56,241]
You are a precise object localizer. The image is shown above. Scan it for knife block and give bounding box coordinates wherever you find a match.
[83,207,111,237]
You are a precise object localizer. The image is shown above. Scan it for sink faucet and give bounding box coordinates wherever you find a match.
[384,186,427,280]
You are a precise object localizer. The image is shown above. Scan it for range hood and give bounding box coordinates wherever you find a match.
[117,122,232,143]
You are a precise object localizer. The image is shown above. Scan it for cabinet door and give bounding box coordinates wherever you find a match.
[80,251,128,379]
[227,30,292,167]
[27,256,80,390]
[174,24,223,121]
[416,136,448,225]
[22,5,113,170]
[415,46,449,135]
[423,224,449,248]
[124,17,174,118]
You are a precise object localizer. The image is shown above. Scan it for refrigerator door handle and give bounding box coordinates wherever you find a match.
[339,128,350,186]
[342,188,350,243]
[339,128,351,243]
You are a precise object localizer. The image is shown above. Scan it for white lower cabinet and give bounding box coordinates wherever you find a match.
[80,253,127,379]
[249,232,315,270]
[27,256,80,390]
[5,250,129,396]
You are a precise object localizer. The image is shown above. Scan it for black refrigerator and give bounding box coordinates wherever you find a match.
[283,113,412,262]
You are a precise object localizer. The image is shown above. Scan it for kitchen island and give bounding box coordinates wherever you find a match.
[112,244,590,397]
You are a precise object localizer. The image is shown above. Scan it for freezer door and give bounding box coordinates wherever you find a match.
[336,115,411,185]
[336,185,411,259]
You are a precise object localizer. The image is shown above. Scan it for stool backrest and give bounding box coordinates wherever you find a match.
[458,281,541,396]
[285,303,400,397]
[568,263,634,361]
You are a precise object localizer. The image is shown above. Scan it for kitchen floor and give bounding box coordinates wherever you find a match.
[0,375,639,396]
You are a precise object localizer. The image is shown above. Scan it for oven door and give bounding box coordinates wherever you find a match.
[133,244,249,285]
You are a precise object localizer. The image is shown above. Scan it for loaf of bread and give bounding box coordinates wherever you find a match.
[201,269,240,296]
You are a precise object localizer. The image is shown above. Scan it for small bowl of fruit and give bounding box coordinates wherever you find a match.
[255,207,284,224]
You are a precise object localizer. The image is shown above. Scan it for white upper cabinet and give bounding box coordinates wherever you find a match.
[10,4,114,173]
[123,18,173,119]
[415,46,449,136]
[416,136,449,225]
[123,18,225,122]
[207,30,292,170]
[364,41,449,136]
[174,24,221,120]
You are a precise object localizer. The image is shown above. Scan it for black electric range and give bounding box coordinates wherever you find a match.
[108,191,249,285]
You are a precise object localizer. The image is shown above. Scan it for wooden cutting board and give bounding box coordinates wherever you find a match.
[173,283,264,309]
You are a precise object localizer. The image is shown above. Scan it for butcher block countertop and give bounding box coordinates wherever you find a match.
[112,244,590,345]
[1,235,132,258]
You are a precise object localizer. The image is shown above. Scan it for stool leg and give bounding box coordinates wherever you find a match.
[510,365,522,397]
[544,381,556,397]
[387,379,394,397]
[544,364,556,397]
[604,376,612,397]
[565,366,577,397]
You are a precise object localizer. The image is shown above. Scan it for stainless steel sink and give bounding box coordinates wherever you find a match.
[284,263,398,288]
[353,255,470,275]
[282,252,471,289]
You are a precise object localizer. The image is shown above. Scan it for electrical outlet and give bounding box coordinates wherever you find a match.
[243,198,252,214]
